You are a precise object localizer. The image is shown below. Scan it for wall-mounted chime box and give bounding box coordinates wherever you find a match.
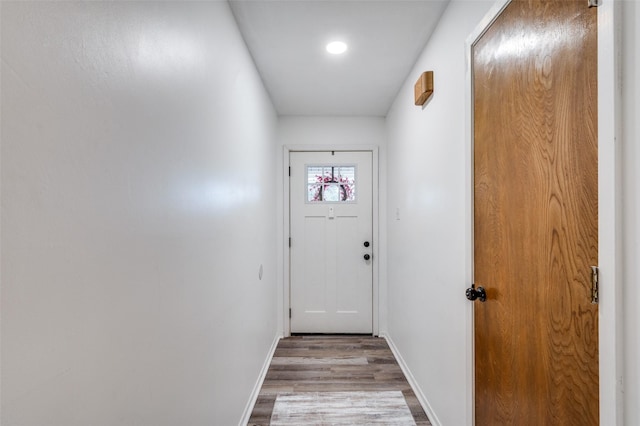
[414,71,434,106]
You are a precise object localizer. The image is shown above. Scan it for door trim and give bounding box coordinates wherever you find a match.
[464,1,623,425]
[282,145,380,337]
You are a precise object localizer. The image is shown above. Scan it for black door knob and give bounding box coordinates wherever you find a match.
[364,254,371,261]
[465,284,486,302]
[364,241,370,247]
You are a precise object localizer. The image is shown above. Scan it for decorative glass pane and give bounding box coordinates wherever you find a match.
[307,167,323,184]
[323,184,339,201]
[337,167,355,183]
[308,184,322,201]
[342,183,356,201]
[306,165,356,203]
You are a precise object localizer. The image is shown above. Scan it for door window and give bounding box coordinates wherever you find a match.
[306,165,356,203]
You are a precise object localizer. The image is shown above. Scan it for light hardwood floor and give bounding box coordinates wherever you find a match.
[247,335,432,425]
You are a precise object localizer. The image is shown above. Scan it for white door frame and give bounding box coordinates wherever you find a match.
[283,145,380,337]
[464,1,623,425]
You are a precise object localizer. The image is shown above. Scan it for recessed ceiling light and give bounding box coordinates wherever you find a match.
[326,41,348,55]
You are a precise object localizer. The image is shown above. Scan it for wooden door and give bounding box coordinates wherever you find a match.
[290,151,373,333]
[473,0,598,424]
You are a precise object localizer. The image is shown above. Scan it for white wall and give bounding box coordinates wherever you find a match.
[0,2,278,425]
[384,1,494,425]
[276,116,388,335]
[622,1,640,424]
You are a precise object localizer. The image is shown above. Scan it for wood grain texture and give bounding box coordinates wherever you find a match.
[247,336,431,426]
[473,0,598,425]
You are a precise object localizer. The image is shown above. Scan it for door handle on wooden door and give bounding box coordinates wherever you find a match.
[466,284,486,302]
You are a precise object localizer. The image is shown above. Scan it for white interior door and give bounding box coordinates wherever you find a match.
[290,151,373,334]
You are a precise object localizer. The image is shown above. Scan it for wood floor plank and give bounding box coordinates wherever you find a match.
[247,336,432,426]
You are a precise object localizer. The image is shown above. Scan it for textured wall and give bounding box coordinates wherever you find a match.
[1,2,278,425]
[385,2,500,425]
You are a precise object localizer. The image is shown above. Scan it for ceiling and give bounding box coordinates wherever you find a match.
[228,0,450,116]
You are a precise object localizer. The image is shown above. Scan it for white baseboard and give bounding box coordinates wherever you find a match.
[381,333,442,426]
[239,334,282,426]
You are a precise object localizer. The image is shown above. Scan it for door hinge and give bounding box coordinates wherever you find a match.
[289,308,292,319]
[588,0,600,7]
[289,237,291,247]
[288,166,291,177]
[591,266,599,304]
